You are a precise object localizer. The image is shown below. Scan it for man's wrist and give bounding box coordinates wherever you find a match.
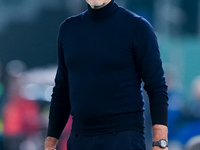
[44,136,58,150]
[152,124,168,149]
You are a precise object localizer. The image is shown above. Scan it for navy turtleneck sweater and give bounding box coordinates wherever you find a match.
[47,0,168,139]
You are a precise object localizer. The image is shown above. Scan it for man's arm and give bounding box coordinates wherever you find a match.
[44,23,71,150]
[44,137,58,150]
[152,125,168,150]
[133,17,169,149]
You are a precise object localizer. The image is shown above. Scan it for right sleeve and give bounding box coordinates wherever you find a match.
[47,25,71,139]
[133,17,168,126]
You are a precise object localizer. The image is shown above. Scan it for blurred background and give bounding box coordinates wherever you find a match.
[0,0,200,150]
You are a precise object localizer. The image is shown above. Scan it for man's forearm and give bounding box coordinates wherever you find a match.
[152,124,168,150]
[153,124,168,141]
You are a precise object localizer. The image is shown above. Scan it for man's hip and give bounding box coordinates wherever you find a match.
[67,130,146,150]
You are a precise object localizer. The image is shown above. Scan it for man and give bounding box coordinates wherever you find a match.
[44,0,169,150]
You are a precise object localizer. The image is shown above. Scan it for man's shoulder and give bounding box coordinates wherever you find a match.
[118,6,141,20]
[118,6,153,29]
[60,11,86,29]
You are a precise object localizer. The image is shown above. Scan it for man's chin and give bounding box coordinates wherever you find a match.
[90,2,105,8]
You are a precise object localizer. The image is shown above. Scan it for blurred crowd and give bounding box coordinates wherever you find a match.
[0,60,73,150]
[164,64,200,150]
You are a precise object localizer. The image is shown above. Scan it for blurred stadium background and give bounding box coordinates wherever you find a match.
[0,0,200,150]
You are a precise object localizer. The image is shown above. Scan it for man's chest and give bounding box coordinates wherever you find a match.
[60,22,135,72]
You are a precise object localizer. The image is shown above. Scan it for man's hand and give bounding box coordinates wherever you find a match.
[44,136,58,150]
[152,124,168,150]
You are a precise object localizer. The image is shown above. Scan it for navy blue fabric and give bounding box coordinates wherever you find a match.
[47,0,168,139]
[67,131,146,150]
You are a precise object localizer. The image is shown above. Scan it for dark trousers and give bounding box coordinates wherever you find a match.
[67,130,146,150]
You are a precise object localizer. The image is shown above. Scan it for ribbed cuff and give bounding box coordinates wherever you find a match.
[150,103,168,126]
[47,117,69,139]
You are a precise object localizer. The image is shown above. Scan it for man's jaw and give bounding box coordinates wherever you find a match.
[89,2,106,9]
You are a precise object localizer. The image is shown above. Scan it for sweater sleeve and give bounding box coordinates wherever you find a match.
[133,17,168,126]
[47,24,71,139]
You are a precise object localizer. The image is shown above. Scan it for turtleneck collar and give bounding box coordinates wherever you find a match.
[86,0,118,21]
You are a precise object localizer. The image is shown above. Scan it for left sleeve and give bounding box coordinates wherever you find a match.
[47,22,71,139]
[133,17,168,126]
